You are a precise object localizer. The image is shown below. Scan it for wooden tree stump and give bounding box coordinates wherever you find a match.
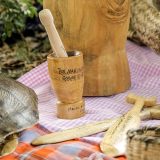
[43,0,131,96]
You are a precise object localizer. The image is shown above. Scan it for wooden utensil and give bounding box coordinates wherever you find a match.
[39,9,85,119]
[39,9,68,57]
[47,51,85,119]
[100,93,157,157]
[31,96,158,146]
[32,118,118,145]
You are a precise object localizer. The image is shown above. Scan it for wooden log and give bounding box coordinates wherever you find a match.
[43,0,131,96]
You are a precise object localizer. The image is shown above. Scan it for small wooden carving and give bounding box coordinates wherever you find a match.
[32,95,159,146]
[44,0,131,96]
[100,93,157,156]
[47,51,85,119]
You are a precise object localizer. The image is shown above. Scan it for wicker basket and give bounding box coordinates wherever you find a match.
[127,127,160,160]
[129,0,160,55]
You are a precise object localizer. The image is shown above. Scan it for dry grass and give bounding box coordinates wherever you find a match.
[0,32,51,79]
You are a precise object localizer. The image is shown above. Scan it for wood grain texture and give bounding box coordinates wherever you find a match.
[47,51,85,119]
[32,117,118,146]
[100,93,157,156]
[44,0,131,96]
[39,9,68,57]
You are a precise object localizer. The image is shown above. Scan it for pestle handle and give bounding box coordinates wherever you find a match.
[39,9,68,57]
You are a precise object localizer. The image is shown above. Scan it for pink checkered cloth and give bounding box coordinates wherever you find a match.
[16,40,160,159]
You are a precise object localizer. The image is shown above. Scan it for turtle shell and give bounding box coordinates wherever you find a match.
[0,76,39,144]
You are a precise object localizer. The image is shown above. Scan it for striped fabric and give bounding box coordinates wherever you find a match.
[1,40,160,160]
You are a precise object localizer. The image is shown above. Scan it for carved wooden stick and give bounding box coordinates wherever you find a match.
[39,9,68,57]
[100,93,157,157]
[32,118,118,145]
[31,105,159,146]
[31,106,159,146]
[31,94,158,147]
[140,105,160,120]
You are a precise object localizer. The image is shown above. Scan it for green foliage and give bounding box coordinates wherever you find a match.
[36,0,43,5]
[0,0,37,41]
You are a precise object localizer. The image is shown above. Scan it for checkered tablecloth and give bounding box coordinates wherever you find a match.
[1,40,160,160]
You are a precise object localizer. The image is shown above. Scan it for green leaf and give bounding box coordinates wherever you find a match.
[0,0,38,41]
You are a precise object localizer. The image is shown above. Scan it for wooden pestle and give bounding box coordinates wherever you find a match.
[39,9,68,57]
[39,10,85,120]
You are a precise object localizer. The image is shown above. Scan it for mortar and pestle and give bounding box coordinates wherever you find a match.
[39,9,85,119]
[43,0,131,96]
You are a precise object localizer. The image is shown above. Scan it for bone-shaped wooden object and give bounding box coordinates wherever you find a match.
[32,94,158,150]
[100,93,157,157]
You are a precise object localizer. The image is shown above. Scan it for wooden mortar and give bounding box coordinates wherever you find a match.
[127,127,160,160]
[44,0,131,96]
[47,51,85,119]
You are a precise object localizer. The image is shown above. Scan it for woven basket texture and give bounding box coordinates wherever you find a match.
[129,0,160,55]
[127,127,160,160]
